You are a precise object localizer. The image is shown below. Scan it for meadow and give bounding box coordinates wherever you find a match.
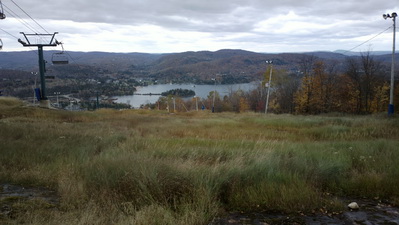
[1,97,399,224]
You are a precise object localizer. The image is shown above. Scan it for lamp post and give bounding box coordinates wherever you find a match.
[193,85,198,111]
[173,97,176,112]
[54,92,61,107]
[383,12,397,116]
[212,78,216,113]
[265,61,273,114]
[31,72,38,104]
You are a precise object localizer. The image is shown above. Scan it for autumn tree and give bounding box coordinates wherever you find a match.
[246,85,264,113]
[239,97,250,112]
[295,60,340,114]
[370,83,390,112]
[294,55,316,114]
[227,89,245,113]
[311,61,341,113]
[342,52,387,114]
[272,70,300,114]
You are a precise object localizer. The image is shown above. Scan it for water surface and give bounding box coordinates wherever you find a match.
[115,82,259,108]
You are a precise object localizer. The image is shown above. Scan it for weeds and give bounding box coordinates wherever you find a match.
[1,98,398,224]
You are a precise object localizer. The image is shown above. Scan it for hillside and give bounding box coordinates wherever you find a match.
[1,98,399,224]
[1,49,397,84]
[1,49,397,102]
[0,51,162,72]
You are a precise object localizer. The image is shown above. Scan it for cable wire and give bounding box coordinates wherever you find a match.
[10,0,50,34]
[4,1,55,46]
[64,50,78,64]
[0,27,19,39]
[342,26,393,54]
[0,27,38,52]
[3,3,41,34]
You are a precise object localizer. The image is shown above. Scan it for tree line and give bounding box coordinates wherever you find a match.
[143,53,397,115]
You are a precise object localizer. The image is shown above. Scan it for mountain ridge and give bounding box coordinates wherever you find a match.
[0,49,396,84]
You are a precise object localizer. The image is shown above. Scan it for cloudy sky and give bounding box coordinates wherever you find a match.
[1,0,398,53]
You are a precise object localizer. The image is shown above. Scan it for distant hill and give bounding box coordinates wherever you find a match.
[0,49,397,84]
[334,50,392,56]
[0,51,162,71]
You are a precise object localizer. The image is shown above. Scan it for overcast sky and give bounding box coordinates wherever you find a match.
[1,0,398,53]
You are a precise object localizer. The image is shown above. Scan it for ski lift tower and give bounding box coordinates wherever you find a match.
[18,32,59,108]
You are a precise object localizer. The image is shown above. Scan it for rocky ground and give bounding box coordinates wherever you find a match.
[0,183,59,221]
[210,199,399,225]
[1,183,399,224]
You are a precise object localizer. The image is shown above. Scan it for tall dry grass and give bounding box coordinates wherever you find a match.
[1,98,399,224]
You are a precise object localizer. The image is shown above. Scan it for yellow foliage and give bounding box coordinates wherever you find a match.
[239,97,250,113]
[371,83,390,113]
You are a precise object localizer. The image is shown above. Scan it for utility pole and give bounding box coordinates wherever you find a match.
[212,78,216,113]
[18,32,59,108]
[195,96,198,111]
[173,97,176,112]
[265,61,273,114]
[193,85,198,111]
[96,91,100,109]
[54,92,60,107]
[383,12,397,116]
[31,72,38,104]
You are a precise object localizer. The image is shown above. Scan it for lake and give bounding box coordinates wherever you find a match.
[114,82,260,108]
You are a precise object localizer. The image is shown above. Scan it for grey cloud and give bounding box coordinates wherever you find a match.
[6,0,397,32]
[2,0,399,53]
[8,0,398,22]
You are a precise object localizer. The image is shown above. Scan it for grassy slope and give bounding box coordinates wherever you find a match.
[1,97,399,224]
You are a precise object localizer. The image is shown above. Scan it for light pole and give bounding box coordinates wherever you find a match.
[265,61,273,114]
[212,78,216,113]
[383,12,397,116]
[193,85,198,111]
[31,72,38,104]
[54,92,60,107]
[173,97,176,112]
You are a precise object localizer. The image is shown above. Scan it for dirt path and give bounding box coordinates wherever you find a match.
[210,200,399,225]
[0,183,59,220]
[2,184,398,224]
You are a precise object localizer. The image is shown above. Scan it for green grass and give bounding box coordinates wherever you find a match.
[1,97,399,224]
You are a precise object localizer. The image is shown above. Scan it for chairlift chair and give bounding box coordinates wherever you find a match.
[52,40,69,64]
[52,52,69,64]
[0,1,6,20]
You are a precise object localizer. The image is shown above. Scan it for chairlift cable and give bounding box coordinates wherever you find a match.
[0,27,19,39]
[0,27,37,52]
[5,0,54,45]
[10,0,50,34]
[2,3,41,35]
[0,3,40,51]
[63,50,78,64]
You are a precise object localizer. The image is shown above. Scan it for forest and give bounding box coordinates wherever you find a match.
[161,88,196,97]
[143,53,397,115]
